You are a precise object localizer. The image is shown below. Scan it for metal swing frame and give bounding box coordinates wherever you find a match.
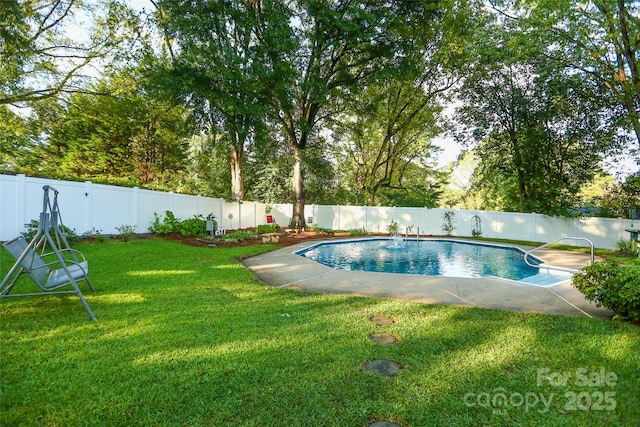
[1,185,96,320]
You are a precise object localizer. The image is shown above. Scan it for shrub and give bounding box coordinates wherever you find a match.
[616,239,640,257]
[21,219,79,244]
[257,224,279,234]
[573,259,640,322]
[349,228,366,236]
[149,211,180,236]
[178,216,207,237]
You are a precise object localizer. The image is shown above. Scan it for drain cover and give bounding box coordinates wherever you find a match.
[369,422,401,427]
[365,359,400,376]
[369,315,395,326]
[369,333,398,345]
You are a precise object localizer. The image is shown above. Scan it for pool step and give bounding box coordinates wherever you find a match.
[520,268,573,286]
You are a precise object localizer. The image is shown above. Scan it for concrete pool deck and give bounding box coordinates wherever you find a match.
[241,238,614,319]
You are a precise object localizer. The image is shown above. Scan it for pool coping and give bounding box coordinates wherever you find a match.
[241,237,614,319]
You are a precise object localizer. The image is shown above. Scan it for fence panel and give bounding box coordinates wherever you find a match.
[363,206,391,233]
[0,174,20,239]
[89,183,137,234]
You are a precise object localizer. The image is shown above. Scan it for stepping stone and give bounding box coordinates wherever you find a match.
[369,333,398,345]
[369,422,401,427]
[365,359,400,377]
[369,315,395,326]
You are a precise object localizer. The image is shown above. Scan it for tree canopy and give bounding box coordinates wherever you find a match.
[0,0,141,105]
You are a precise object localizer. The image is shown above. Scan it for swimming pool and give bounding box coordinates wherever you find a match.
[296,238,573,286]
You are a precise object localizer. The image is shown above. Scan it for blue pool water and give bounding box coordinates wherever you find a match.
[296,238,572,285]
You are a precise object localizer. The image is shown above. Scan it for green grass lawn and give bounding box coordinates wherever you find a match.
[1,238,639,426]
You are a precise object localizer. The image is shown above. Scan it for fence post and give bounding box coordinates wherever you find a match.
[133,187,140,232]
[83,180,92,234]
[531,212,536,242]
[15,174,26,238]
[219,198,224,229]
[364,205,368,233]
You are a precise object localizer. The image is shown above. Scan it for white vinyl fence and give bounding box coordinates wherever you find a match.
[1,174,636,249]
[0,174,282,240]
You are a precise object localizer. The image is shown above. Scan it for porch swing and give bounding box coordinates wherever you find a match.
[1,185,97,320]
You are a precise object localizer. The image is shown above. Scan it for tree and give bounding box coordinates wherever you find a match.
[253,0,471,226]
[0,106,31,173]
[495,0,640,149]
[18,71,193,188]
[593,172,640,217]
[0,0,141,105]
[154,0,269,200]
[331,81,443,206]
[458,59,618,214]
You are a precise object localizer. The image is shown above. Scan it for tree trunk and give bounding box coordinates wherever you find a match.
[290,149,306,228]
[230,145,244,200]
[366,191,374,207]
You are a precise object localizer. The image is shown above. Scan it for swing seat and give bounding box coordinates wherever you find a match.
[3,236,91,290]
[1,236,96,319]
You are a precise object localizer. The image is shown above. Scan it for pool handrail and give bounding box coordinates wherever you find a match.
[524,237,595,273]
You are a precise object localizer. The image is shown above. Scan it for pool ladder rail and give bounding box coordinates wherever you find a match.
[523,237,595,273]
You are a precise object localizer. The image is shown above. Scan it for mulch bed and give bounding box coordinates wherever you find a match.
[162,229,347,248]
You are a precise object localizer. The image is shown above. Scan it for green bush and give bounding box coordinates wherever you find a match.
[257,224,279,234]
[178,216,207,237]
[21,219,79,244]
[616,239,640,257]
[149,211,207,237]
[149,211,180,236]
[573,259,640,322]
[349,228,367,236]
[221,230,256,241]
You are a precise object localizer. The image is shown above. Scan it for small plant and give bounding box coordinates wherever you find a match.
[616,239,639,257]
[82,227,106,242]
[471,215,482,237]
[220,230,256,241]
[573,259,640,323]
[348,228,367,236]
[386,219,399,235]
[257,224,279,234]
[115,224,137,241]
[149,211,180,236]
[442,210,456,236]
